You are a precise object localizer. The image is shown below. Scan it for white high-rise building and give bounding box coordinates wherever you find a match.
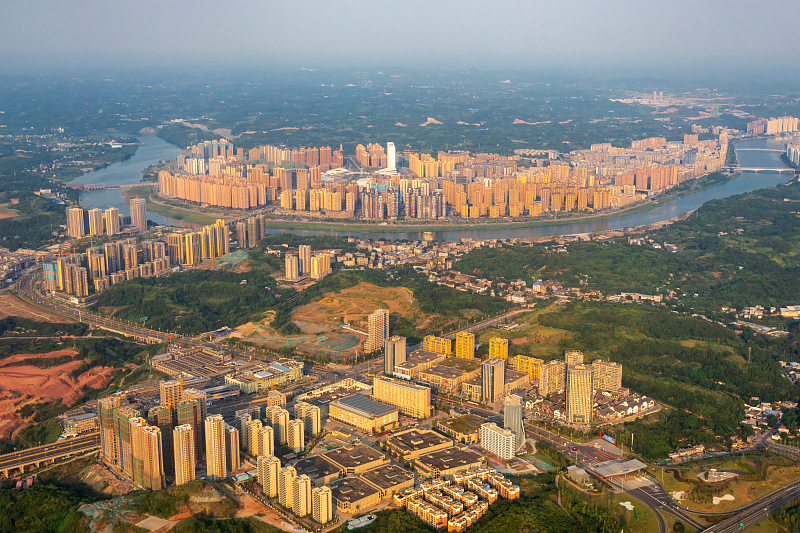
[386,142,396,172]
[566,364,594,425]
[287,419,305,454]
[299,245,312,275]
[385,336,407,375]
[258,455,281,497]
[480,422,516,460]
[258,425,275,457]
[292,474,312,517]
[173,424,195,486]
[205,414,227,481]
[366,308,389,353]
[278,466,297,508]
[312,486,333,524]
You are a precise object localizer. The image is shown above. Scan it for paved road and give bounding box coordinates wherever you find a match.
[0,433,100,473]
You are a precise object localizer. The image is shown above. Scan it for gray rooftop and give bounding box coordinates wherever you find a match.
[589,459,647,477]
[331,394,397,419]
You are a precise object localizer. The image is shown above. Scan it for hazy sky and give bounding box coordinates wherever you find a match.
[1,0,799,73]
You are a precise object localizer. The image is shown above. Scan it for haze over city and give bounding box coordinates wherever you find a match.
[2,0,800,72]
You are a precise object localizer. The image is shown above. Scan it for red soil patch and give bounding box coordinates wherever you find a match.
[512,338,527,345]
[0,350,117,438]
[0,294,72,322]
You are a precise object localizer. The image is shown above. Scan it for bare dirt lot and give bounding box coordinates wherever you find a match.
[292,282,415,327]
[0,293,72,322]
[0,350,116,438]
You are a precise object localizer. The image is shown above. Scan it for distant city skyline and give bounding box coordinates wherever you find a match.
[1,0,798,72]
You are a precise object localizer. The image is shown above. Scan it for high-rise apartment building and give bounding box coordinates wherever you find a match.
[258,455,281,497]
[258,425,275,458]
[591,360,622,392]
[88,208,104,237]
[294,402,321,438]
[455,331,475,359]
[312,485,333,524]
[225,424,241,473]
[160,380,183,406]
[278,466,297,508]
[539,360,566,396]
[566,364,594,424]
[386,142,396,172]
[422,335,452,355]
[66,207,86,238]
[205,414,227,481]
[373,376,431,419]
[147,405,173,475]
[131,418,165,491]
[173,424,196,486]
[510,355,543,380]
[298,245,312,275]
[293,474,312,516]
[503,394,524,450]
[365,309,389,352]
[265,406,290,445]
[246,418,263,455]
[104,207,120,235]
[285,254,300,281]
[130,197,147,232]
[480,422,516,460]
[489,337,509,359]
[565,350,584,368]
[384,336,407,374]
[481,358,506,403]
[287,419,305,454]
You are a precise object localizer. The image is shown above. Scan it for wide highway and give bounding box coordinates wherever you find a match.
[0,432,100,473]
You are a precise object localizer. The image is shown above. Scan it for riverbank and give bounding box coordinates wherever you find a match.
[122,186,216,226]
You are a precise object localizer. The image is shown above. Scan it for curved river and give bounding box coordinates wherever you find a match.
[72,135,795,240]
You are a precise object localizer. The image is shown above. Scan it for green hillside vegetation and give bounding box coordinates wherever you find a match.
[527,302,799,459]
[454,180,800,312]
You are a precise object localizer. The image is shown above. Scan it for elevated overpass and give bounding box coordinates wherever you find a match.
[0,432,100,478]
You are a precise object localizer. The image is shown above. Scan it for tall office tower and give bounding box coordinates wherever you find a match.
[258,455,281,497]
[565,350,584,368]
[236,221,247,249]
[116,406,141,479]
[205,414,227,481]
[373,376,432,419]
[147,405,173,475]
[88,208,104,237]
[386,142,396,172]
[66,207,86,238]
[246,418,263,455]
[131,418,165,491]
[384,336,407,375]
[482,358,506,403]
[366,308,390,352]
[258,425,275,457]
[104,207,120,235]
[130,198,147,232]
[566,364,594,424]
[278,466,297,508]
[591,360,623,392]
[539,360,566,396]
[312,486,333,524]
[293,475,312,516]
[298,245,312,275]
[225,424,241,472]
[266,406,290,445]
[285,254,300,281]
[503,394,525,450]
[294,402,321,437]
[455,331,475,359]
[287,419,305,454]
[159,379,182,406]
[173,424,196,486]
[489,337,509,359]
[98,396,121,465]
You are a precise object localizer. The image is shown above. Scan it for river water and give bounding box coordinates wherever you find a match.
[70,135,186,226]
[71,135,794,240]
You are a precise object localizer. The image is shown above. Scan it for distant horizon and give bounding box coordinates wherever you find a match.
[2,0,799,77]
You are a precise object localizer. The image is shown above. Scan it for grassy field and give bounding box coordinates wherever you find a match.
[663,512,699,533]
[476,308,575,359]
[0,204,20,219]
[291,282,415,327]
[566,483,661,533]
